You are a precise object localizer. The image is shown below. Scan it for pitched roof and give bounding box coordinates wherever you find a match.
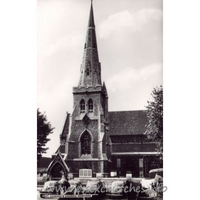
[47,153,69,174]
[55,145,66,154]
[60,112,70,139]
[108,110,148,136]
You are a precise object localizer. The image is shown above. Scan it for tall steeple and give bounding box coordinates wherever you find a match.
[78,1,102,87]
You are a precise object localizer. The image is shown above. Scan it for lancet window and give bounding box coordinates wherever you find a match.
[81,131,91,154]
[80,99,85,113]
[88,99,93,113]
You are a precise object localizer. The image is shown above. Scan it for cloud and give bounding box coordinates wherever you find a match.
[41,32,84,57]
[106,63,162,92]
[99,8,162,38]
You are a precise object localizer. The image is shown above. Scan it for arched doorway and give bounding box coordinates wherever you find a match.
[50,162,65,180]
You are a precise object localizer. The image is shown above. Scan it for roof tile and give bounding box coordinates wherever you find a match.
[108,110,148,135]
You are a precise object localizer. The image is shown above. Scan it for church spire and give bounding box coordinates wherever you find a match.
[78,1,102,87]
[88,0,95,28]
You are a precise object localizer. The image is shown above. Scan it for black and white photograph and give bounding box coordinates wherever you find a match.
[37,0,163,199]
[2,0,200,200]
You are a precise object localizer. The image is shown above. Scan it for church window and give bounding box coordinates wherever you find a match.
[80,99,85,113]
[86,68,90,76]
[81,131,91,154]
[88,99,93,113]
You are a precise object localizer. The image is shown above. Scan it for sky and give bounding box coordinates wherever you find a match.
[37,0,163,157]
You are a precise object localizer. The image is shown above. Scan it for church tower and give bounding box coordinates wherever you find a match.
[65,1,109,177]
[47,1,162,180]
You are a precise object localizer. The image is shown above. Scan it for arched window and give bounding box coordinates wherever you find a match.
[86,68,90,76]
[80,99,85,113]
[81,131,91,154]
[88,99,93,113]
[51,162,64,179]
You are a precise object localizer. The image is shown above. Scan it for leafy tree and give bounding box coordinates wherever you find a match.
[145,86,163,159]
[37,109,54,161]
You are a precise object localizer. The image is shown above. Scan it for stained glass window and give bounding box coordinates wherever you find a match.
[81,131,91,154]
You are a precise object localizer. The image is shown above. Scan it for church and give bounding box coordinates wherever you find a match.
[47,1,162,179]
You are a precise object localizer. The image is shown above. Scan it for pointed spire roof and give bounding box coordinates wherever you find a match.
[88,1,95,28]
[78,1,102,87]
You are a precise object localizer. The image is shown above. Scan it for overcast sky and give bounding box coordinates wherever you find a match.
[37,0,163,157]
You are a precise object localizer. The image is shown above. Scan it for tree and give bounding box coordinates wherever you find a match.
[145,85,163,159]
[37,109,54,161]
